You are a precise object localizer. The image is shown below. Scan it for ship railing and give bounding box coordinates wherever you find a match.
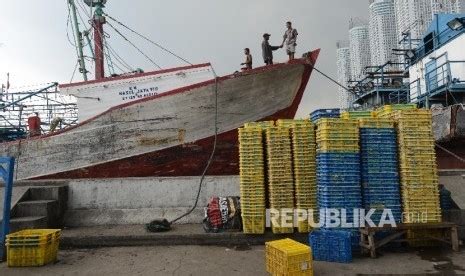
[424,60,465,97]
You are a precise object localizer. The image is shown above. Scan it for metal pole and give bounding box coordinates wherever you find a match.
[68,0,88,81]
[0,157,15,261]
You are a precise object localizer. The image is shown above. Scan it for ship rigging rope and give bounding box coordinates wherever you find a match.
[169,65,219,225]
[307,60,354,95]
[101,31,135,72]
[106,21,162,69]
[103,12,193,66]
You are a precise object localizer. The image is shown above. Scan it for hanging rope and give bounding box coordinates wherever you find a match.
[104,41,135,72]
[105,21,162,69]
[307,59,355,95]
[435,143,465,164]
[70,61,79,83]
[103,37,116,75]
[103,12,193,65]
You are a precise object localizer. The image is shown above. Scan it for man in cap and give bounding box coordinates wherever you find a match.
[281,21,298,61]
[262,33,282,65]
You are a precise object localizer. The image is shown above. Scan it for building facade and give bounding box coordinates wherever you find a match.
[349,20,371,81]
[336,41,352,109]
[431,0,465,14]
[394,0,465,45]
[369,0,398,66]
[394,0,432,43]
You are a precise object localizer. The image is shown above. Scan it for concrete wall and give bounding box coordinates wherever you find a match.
[65,176,240,227]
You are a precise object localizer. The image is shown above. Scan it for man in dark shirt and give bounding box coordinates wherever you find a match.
[261,33,282,65]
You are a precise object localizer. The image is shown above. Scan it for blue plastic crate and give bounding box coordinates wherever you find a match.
[318,189,361,196]
[318,195,362,201]
[317,199,362,206]
[360,171,399,177]
[309,230,353,263]
[318,202,362,209]
[360,165,398,171]
[361,152,397,157]
[318,185,362,192]
[362,188,400,193]
[311,109,341,122]
[317,164,361,170]
[361,183,401,189]
[362,192,401,199]
[360,137,397,142]
[317,181,361,187]
[360,128,396,134]
[317,174,360,182]
[360,145,398,151]
[361,153,397,158]
[361,175,400,181]
[363,199,402,207]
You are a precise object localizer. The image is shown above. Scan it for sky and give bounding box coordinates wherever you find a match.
[0,0,369,118]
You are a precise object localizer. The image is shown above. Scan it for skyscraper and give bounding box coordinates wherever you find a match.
[394,0,465,45]
[349,19,371,81]
[336,41,351,109]
[431,0,465,14]
[369,0,398,66]
[394,0,432,43]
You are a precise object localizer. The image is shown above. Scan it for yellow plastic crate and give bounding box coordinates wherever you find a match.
[340,110,376,119]
[244,121,275,129]
[376,104,417,114]
[277,119,313,128]
[266,239,313,276]
[358,118,395,128]
[6,229,61,267]
[242,215,265,234]
[316,118,359,127]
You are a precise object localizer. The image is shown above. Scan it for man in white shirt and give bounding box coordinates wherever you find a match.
[281,21,298,61]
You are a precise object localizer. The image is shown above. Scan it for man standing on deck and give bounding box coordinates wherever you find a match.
[282,21,298,61]
[241,48,253,70]
[262,33,282,65]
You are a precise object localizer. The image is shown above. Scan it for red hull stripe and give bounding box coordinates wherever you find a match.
[59,63,212,89]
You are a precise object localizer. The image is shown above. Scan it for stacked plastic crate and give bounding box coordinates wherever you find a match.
[340,110,376,120]
[310,109,340,123]
[266,238,313,275]
[358,118,402,225]
[316,118,362,248]
[266,126,295,234]
[378,106,442,245]
[238,126,266,234]
[277,119,317,233]
[309,229,352,263]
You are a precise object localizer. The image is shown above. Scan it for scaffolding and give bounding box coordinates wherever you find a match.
[0,83,78,142]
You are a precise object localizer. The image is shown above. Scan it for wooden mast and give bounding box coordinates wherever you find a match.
[93,1,106,80]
